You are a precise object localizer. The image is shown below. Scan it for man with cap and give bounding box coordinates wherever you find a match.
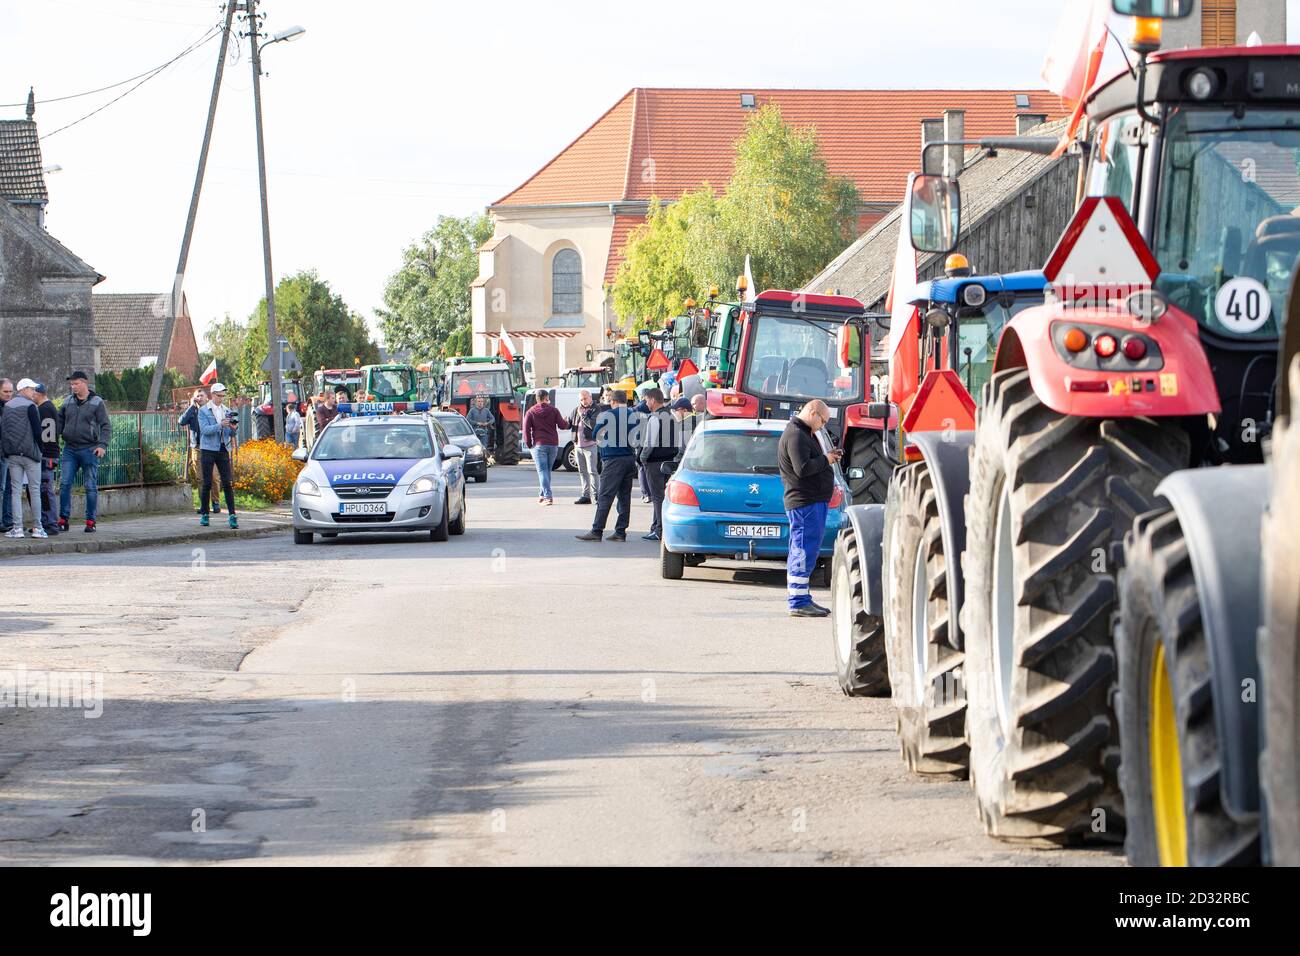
[33,383,61,535]
[0,377,12,531]
[198,383,239,528]
[2,379,47,538]
[57,370,112,533]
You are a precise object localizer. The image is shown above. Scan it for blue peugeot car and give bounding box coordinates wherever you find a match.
[659,418,850,582]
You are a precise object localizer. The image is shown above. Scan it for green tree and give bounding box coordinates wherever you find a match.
[610,104,859,325]
[378,213,494,360]
[238,270,379,387]
[204,313,251,390]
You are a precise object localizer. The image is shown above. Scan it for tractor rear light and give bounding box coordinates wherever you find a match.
[903,445,923,463]
[1068,380,1108,393]
[1063,328,1089,353]
[721,393,747,406]
[1094,334,1118,358]
[1122,335,1147,361]
[667,480,699,507]
[829,486,844,509]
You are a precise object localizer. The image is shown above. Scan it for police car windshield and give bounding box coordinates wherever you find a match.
[435,415,474,437]
[683,431,781,474]
[313,423,433,460]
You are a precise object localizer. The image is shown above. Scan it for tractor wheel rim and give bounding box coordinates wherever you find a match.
[833,559,853,665]
[1150,640,1189,866]
[992,485,1016,737]
[911,542,929,702]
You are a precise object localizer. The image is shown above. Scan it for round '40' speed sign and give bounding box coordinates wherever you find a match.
[1214,276,1272,334]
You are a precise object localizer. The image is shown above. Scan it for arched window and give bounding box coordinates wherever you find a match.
[1202,0,1236,46]
[552,248,582,314]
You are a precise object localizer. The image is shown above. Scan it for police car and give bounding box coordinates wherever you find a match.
[290,402,467,544]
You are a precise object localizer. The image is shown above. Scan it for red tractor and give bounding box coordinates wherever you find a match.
[833,2,1296,864]
[704,289,895,504]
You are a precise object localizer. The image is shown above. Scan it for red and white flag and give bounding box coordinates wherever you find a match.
[886,212,920,408]
[1042,0,1110,154]
[497,325,516,362]
[199,358,218,386]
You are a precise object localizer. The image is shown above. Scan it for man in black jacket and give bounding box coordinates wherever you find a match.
[636,388,677,540]
[778,400,842,617]
[33,383,61,535]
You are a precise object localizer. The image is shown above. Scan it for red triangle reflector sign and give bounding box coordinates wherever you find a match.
[1042,196,1159,309]
[646,348,671,371]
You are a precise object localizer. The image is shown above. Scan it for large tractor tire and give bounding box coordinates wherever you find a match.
[961,368,1187,844]
[495,419,521,466]
[846,430,893,506]
[1115,507,1260,866]
[253,412,274,441]
[830,528,890,697]
[882,462,967,777]
[1261,355,1300,866]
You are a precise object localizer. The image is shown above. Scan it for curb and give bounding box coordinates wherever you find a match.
[0,516,293,560]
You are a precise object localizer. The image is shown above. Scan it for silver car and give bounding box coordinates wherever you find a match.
[291,412,467,544]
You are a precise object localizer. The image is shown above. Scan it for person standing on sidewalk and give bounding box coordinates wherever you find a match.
[636,387,677,541]
[197,383,238,528]
[0,378,12,532]
[523,389,567,506]
[33,383,60,536]
[180,390,224,515]
[576,388,636,542]
[2,379,47,539]
[568,389,599,505]
[778,400,841,618]
[285,403,302,448]
[57,371,111,534]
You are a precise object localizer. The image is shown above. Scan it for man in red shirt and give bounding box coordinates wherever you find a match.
[523,389,568,505]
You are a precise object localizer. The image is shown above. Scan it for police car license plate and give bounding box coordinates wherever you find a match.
[339,502,387,516]
[724,524,780,538]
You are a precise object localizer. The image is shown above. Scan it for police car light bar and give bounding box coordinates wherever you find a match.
[337,402,430,416]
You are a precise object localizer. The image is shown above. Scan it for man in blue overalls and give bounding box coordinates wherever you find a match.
[777,400,841,617]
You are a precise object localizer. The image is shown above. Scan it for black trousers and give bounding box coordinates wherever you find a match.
[592,455,636,535]
[200,448,236,515]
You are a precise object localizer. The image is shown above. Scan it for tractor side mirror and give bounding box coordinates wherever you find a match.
[1111,0,1192,17]
[837,324,867,368]
[906,173,961,255]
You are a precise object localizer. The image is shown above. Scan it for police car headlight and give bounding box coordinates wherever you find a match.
[296,478,321,497]
[408,476,436,495]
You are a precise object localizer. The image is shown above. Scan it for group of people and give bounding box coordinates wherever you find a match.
[0,371,111,538]
[179,384,239,528]
[520,384,707,543]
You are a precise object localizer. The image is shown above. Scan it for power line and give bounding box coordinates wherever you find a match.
[38,26,224,141]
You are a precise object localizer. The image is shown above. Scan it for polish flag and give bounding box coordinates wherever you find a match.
[1042,0,1110,154]
[886,212,920,408]
[199,358,218,386]
[497,326,516,362]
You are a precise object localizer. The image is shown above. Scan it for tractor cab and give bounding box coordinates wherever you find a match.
[359,364,418,403]
[560,366,611,390]
[311,367,361,402]
[444,355,527,465]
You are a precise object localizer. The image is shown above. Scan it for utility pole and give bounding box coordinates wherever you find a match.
[146,2,237,410]
[247,0,285,443]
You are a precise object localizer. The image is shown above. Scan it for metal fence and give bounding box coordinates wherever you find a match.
[98,412,189,489]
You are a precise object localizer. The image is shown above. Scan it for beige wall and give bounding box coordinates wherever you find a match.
[471,205,615,386]
[1161,0,1285,48]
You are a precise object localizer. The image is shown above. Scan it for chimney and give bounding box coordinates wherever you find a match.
[921,118,943,175]
[1017,112,1047,135]
[943,109,965,178]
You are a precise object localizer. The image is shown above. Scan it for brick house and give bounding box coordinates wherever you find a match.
[0,92,102,389]
[92,291,200,378]
[472,87,1066,384]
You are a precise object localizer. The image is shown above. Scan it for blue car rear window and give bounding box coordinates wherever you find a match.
[683,432,781,474]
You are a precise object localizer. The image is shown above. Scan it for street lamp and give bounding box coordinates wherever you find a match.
[246,3,305,443]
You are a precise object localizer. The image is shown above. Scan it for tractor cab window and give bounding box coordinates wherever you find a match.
[954,293,1045,405]
[369,368,415,399]
[741,314,861,404]
[450,369,512,398]
[1153,107,1299,340]
[1087,113,1144,213]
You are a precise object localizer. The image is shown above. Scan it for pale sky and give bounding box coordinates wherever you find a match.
[4,0,1299,349]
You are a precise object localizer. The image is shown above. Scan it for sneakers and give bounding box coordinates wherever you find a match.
[642,531,661,541]
[541,499,553,507]
[607,532,627,542]
[58,518,68,532]
[29,527,48,539]
[84,519,96,533]
[574,497,592,505]
[228,514,238,529]
[199,514,210,527]
[4,528,24,539]
[575,531,602,542]
[789,603,831,618]
[641,495,651,503]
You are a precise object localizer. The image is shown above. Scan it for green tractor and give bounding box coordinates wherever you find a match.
[359,363,418,403]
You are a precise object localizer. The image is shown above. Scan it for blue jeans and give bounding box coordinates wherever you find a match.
[0,460,10,528]
[532,444,559,499]
[59,446,101,522]
[786,501,829,609]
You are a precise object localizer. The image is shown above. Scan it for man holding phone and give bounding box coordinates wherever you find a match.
[197,383,238,528]
[778,400,842,618]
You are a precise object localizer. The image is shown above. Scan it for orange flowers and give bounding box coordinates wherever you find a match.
[232,438,304,504]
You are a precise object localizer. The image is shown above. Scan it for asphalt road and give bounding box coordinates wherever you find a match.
[0,461,1118,865]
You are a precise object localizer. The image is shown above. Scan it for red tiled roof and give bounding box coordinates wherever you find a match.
[605,214,647,284]
[495,87,1067,209]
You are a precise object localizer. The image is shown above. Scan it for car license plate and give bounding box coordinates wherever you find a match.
[339,502,387,516]
[724,524,781,538]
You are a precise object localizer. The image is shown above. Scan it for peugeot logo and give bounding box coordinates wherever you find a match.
[356,487,371,496]
[748,483,760,495]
